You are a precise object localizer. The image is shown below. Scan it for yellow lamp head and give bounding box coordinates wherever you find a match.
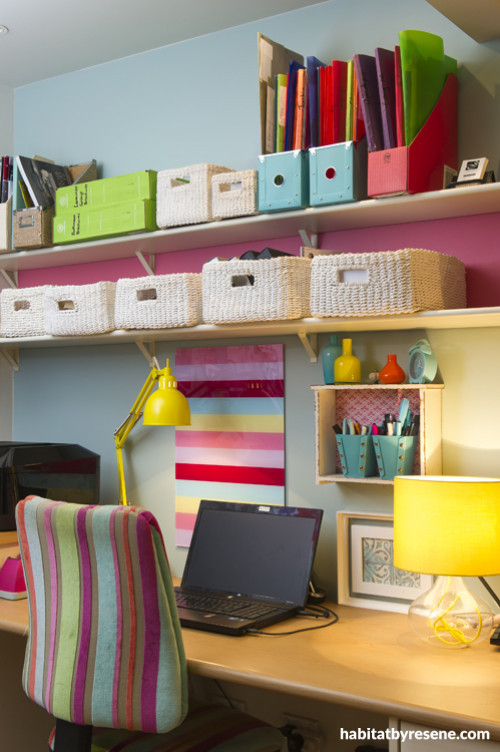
[393,475,500,648]
[143,360,191,426]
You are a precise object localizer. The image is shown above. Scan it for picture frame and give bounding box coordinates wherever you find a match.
[337,511,433,613]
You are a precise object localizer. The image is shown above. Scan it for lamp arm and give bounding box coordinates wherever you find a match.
[114,366,161,505]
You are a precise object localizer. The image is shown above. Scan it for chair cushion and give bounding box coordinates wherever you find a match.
[49,703,285,751]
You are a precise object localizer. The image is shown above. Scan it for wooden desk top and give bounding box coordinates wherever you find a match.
[1,534,499,738]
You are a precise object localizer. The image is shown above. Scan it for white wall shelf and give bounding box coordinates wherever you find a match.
[2,181,500,272]
[1,307,499,360]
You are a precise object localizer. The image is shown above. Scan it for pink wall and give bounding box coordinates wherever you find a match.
[18,212,500,309]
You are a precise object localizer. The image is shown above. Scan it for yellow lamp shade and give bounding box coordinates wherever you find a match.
[143,365,191,426]
[394,476,500,576]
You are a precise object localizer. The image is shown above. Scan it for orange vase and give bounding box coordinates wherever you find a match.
[379,354,406,384]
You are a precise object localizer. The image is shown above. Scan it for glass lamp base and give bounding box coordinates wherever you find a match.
[408,576,493,648]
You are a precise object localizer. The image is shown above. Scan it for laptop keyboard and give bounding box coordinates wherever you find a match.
[175,591,279,619]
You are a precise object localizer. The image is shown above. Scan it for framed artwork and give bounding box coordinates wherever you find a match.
[337,511,433,613]
[174,344,285,547]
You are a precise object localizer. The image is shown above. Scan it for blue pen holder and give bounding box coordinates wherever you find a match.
[372,435,418,480]
[336,434,376,478]
[258,150,309,212]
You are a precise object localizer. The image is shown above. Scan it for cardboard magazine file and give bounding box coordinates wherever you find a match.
[309,139,367,206]
[367,73,458,197]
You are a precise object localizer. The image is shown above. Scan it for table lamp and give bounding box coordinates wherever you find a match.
[114,357,190,505]
[393,476,500,648]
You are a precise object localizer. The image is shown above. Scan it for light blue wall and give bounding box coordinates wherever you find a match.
[11,0,500,595]
[13,0,500,175]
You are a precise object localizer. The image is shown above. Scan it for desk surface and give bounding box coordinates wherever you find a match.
[1,535,499,739]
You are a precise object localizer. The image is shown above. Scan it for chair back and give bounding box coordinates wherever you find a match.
[16,496,188,734]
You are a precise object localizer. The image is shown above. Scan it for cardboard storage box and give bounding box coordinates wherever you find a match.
[258,150,309,212]
[53,200,157,245]
[13,207,54,249]
[55,169,157,213]
[367,74,458,197]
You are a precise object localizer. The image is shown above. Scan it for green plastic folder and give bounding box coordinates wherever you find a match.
[399,30,457,146]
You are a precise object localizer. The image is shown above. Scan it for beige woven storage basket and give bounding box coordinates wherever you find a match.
[309,248,466,317]
[211,170,258,220]
[0,285,49,337]
[202,256,311,324]
[44,282,116,335]
[156,163,234,228]
[115,273,202,330]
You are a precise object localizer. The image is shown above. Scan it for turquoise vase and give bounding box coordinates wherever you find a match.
[321,335,342,384]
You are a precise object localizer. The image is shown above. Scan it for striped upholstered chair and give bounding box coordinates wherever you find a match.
[16,496,286,752]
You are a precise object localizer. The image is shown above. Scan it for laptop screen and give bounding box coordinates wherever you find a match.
[181,500,323,607]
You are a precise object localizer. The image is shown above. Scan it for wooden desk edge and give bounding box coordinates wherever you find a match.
[186,656,500,740]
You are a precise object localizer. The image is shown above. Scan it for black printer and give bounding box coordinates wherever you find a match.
[0,442,100,531]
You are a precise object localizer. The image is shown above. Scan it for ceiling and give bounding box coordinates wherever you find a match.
[0,0,328,89]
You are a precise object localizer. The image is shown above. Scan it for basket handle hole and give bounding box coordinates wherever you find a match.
[231,274,255,288]
[273,174,285,187]
[137,288,157,302]
[58,300,75,311]
[338,268,369,284]
[325,166,336,180]
[171,176,190,187]
[14,300,30,311]
[219,181,243,193]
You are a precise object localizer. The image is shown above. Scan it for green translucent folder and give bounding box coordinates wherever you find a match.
[399,30,457,146]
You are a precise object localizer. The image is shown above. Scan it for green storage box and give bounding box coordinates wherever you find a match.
[53,199,158,245]
[55,170,157,213]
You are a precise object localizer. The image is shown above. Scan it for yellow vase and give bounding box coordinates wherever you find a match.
[334,338,361,383]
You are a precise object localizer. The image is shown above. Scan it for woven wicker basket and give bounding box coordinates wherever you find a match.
[202,256,311,324]
[211,170,258,220]
[156,163,234,228]
[0,285,49,337]
[44,282,116,335]
[309,248,466,317]
[115,273,202,330]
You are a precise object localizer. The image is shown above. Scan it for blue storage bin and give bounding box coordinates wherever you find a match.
[336,434,376,478]
[372,435,418,480]
[258,150,309,212]
[309,140,367,206]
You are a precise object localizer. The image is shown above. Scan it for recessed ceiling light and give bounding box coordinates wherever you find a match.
[0,26,9,35]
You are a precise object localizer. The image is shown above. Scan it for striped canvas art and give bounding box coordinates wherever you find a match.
[175,344,285,546]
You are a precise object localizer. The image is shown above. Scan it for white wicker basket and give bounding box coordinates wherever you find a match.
[211,170,258,220]
[115,273,202,330]
[202,256,311,324]
[156,163,234,228]
[44,282,116,335]
[309,248,466,317]
[0,285,49,337]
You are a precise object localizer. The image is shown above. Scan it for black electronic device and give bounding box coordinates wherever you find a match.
[490,625,500,646]
[175,500,323,635]
[0,442,100,531]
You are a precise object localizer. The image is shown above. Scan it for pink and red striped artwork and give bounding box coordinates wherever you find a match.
[174,344,285,546]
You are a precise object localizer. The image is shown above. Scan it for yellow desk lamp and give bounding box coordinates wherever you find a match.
[113,357,190,505]
[394,476,500,648]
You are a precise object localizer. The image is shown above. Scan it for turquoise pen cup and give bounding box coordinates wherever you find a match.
[335,434,376,478]
[372,435,418,479]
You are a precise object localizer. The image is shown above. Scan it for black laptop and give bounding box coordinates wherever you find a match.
[175,500,323,635]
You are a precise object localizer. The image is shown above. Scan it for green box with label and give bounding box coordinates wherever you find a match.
[55,170,157,213]
[53,199,158,244]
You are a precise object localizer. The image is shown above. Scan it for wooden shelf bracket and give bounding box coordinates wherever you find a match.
[298,329,318,362]
[135,251,156,276]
